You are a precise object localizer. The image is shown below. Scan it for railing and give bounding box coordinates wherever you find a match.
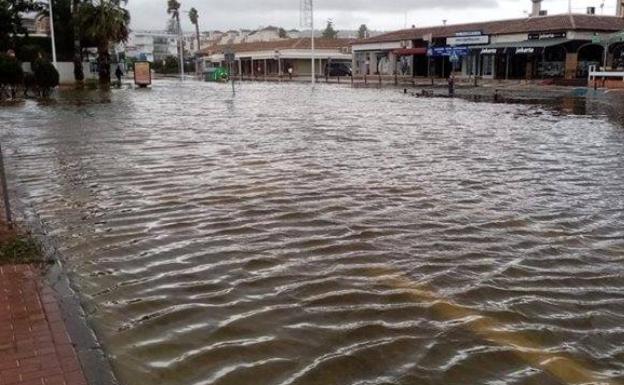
[588,64,624,84]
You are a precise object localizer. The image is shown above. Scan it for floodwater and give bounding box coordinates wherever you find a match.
[2,81,624,385]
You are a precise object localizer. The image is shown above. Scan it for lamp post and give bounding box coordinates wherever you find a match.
[311,0,315,86]
[48,0,58,68]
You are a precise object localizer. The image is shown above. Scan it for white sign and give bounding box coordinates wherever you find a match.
[447,35,490,46]
[455,31,482,37]
[515,47,535,54]
[480,48,497,55]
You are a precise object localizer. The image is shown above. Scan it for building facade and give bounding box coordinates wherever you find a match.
[352,12,624,81]
[199,38,353,77]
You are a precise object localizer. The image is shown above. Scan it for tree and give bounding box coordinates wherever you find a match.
[72,0,84,84]
[278,27,287,39]
[167,0,182,59]
[188,7,200,52]
[79,0,130,86]
[322,20,337,39]
[0,0,45,51]
[358,24,368,39]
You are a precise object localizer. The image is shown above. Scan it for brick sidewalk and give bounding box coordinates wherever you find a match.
[0,265,88,385]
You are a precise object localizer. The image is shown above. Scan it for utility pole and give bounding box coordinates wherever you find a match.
[311,0,315,86]
[301,0,315,86]
[48,0,58,68]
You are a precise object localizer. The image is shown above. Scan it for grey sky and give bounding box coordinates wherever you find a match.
[127,0,619,32]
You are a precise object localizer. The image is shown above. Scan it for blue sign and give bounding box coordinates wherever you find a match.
[427,46,469,57]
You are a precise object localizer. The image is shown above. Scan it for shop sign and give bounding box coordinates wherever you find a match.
[480,48,497,55]
[447,35,490,45]
[528,31,567,40]
[427,46,469,57]
[455,31,483,37]
[515,47,536,55]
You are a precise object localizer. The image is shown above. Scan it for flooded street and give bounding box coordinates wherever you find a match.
[2,80,624,385]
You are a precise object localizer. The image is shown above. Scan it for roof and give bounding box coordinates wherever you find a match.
[199,38,353,56]
[355,14,624,45]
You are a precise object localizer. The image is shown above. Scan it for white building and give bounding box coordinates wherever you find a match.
[124,31,179,62]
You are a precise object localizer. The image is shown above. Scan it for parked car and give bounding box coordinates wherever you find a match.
[324,62,352,77]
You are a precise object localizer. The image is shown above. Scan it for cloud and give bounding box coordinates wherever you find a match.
[126,0,612,32]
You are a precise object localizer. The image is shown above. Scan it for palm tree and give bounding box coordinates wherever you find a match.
[167,0,183,75]
[188,7,200,53]
[72,0,84,85]
[80,0,130,86]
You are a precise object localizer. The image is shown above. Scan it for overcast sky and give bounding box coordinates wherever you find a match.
[127,0,620,32]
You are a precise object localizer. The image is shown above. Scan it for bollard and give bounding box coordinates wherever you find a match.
[0,144,12,228]
[378,74,382,86]
[351,75,354,86]
[337,76,340,84]
[394,74,398,86]
[364,75,367,85]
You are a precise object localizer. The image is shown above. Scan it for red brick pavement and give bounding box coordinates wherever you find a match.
[0,265,88,385]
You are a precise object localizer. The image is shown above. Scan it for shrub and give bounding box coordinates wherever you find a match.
[32,58,59,97]
[0,54,24,100]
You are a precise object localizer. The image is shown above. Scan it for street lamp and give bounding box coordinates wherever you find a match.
[48,0,58,68]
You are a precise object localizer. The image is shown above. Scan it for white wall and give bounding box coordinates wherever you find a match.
[22,62,97,84]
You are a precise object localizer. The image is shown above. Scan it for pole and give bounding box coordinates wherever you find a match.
[568,0,572,14]
[48,0,58,68]
[603,43,609,70]
[230,61,235,94]
[0,144,13,228]
[311,0,315,86]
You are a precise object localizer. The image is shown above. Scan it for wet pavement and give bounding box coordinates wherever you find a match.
[0,265,88,385]
[1,80,624,385]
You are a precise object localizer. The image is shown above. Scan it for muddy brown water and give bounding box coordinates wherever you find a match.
[2,81,624,385]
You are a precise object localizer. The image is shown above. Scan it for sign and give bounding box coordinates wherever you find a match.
[447,35,490,46]
[455,31,483,37]
[427,46,469,57]
[528,31,566,40]
[224,48,236,63]
[592,35,601,44]
[450,52,459,62]
[133,61,151,87]
[515,47,536,55]
[480,48,498,55]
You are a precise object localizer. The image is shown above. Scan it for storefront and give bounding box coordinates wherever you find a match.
[351,13,624,82]
[473,37,570,79]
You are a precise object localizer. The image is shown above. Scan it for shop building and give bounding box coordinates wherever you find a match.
[199,38,352,77]
[352,8,624,81]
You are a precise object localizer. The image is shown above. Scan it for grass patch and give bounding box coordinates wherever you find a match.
[0,231,48,265]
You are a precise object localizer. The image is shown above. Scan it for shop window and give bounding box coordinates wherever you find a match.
[481,55,494,76]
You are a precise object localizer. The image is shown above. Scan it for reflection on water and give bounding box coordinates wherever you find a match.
[2,81,624,385]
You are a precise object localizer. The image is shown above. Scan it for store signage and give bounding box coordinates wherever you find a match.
[455,31,483,37]
[427,46,469,57]
[528,32,567,40]
[515,47,536,54]
[480,48,497,55]
[447,35,490,45]
[133,61,152,87]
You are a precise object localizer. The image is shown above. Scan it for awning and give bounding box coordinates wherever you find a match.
[471,38,573,55]
[392,47,428,56]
